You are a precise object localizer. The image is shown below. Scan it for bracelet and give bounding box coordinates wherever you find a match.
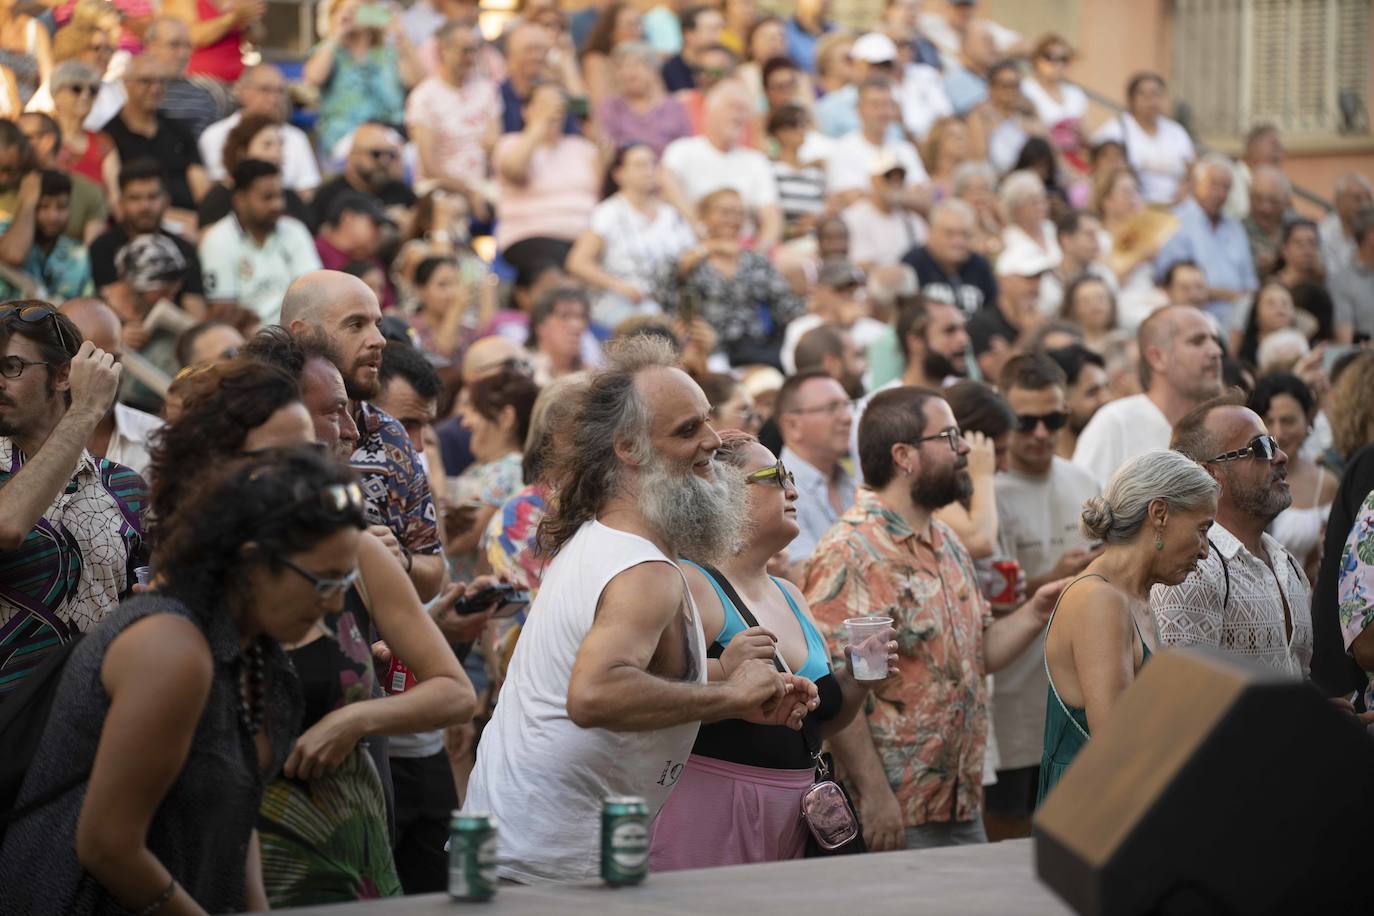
[133,878,177,916]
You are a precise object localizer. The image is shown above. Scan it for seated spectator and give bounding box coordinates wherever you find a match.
[882,0,941,69]
[794,322,868,402]
[142,16,229,137]
[784,0,835,74]
[924,115,973,201]
[661,80,782,249]
[902,198,998,316]
[314,191,392,305]
[1242,164,1291,278]
[103,54,209,234]
[165,0,264,82]
[698,371,764,435]
[1013,136,1072,219]
[1156,153,1259,326]
[499,21,586,134]
[594,42,691,157]
[48,60,116,188]
[952,158,1004,258]
[943,18,998,114]
[1059,275,1120,354]
[579,1,644,102]
[566,142,696,330]
[719,0,756,56]
[1224,123,1285,221]
[1233,279,1299,367]
[526,285,592,385]
[0,169,93,301]
[1331,209,1374,343]
[304,0,422,157]
[493,83,600,286]
[766,104,827,241]
[813,31,899,139]
[1091,72,1194,206]
[200,64,322,195]
[1021,34,1087,170]
[1272,218,1337,342]
[1092,166,1173,329]
[175,317,244,368]
[24,20,124,130]
[662,5,724,93]
[826,76,930,211]
[1320,173,1372,274]
[1040,209,1114,314]
[1000,168,1062,271]
[969,243,1056,380]
[812,29,853,97]
[200,160,323,325]
[659,187,803,367]
[311,122,417,231]
[889,16,952,141]
[675,43,743,138]
[781,258,884,380]
[741,18,807,116]
[0,1,51,105]
[967,59,1039,174]
[1160,259,1209,310]
[842,151,928,269]
[15,111,107,243]
[393,189,499,327]
[197,114,313,230]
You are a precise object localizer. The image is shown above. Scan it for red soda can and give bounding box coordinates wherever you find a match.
[384,655,417,694]
[989,559,1021,606]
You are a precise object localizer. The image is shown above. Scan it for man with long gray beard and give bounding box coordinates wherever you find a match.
[465,336,818,884]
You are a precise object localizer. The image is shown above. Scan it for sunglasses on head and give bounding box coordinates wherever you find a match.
[1208,434,1280,464]
[1014,411,1069,433]
[0,303,76,357]
[745,459,796,490]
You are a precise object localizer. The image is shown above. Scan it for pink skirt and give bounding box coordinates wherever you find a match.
[648,753,814,872]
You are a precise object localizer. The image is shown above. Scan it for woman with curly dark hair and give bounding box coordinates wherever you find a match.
[0,446,365,914]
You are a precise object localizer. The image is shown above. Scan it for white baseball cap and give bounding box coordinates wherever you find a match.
[850,32,899,64]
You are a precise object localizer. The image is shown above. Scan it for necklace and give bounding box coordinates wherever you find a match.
[237,640,266,736]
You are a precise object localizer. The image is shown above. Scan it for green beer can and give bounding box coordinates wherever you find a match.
[449,810,497,901]
[601,796,649,886]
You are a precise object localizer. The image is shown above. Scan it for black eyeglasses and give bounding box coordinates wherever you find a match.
[786,399,851,417]
[915,426,964,452]
[278,556,359,600]
[365,148,399,161]
[0,355,49,379]
[1208,434,1280,464]
[1014,411,1069,434]
[745,459,796,490]
[0,303,76,357]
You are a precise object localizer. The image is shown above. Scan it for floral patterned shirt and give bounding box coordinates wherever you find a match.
[484,483,549,595]
[803,489,993,826]
[1338,489,1374,707]
[655,250,804,366]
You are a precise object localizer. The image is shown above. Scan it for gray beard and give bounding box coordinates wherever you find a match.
[639,454,748,567]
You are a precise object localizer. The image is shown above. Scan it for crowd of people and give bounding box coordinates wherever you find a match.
[0,0,1373,912]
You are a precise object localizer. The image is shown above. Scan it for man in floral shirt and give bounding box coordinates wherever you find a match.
[804,385,1062,850]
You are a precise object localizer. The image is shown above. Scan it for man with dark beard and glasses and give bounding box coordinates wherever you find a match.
[1151,394,1312,679]
[465,335,818,884]
[804,385,1065,852]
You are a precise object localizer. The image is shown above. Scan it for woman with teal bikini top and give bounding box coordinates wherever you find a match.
[1037,449,1220,807]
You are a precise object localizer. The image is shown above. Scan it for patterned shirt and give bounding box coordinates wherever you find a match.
[655,250,804,366]
[803,489,993,826]
[350,402,440,558]
[0,439,147,697]
[1337,489,1374,707]
[0,220,93,302]
[1150,522,1312,680]
[484,483,549,595]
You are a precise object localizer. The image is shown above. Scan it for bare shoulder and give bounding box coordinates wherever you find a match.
[597,559,688,625]
[775,577,817,624]
[103,612,214,696]
[1055,575,1131,631]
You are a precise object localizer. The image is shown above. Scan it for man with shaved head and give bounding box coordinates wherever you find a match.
[1073,304,1223,487]
[1151,394,1312,678]
[58,298,162,477]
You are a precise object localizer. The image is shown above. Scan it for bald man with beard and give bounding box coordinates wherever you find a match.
[58,298,162,478]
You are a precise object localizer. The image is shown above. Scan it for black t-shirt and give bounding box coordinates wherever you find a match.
[197,184,312,229]
[661,54,695,93]
[101,113,203,210]
[901,245,1000,317]
[309,175,417,232]
[89,225,205,302]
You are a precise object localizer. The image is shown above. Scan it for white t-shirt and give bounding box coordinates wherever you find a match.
[1019,78,1087,128]
[992,460,1100,769]
[660,136,778,211]
[898,62,954,141]
[587,194,697,328]
[1072,393,1173,488]
[779,312,888,375]
[198,214,323,325]
[199,112,323,191]
[1091,114,1195,206]
[842,198,928,268]
[464,520,707,883]
[404,76,499,188]
[825,131,929,195]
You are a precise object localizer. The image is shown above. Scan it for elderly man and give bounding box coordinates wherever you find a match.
[1073,304,1223,487]
[200,64,322,194]
[826,76,931,210]
[902,199,999,316]
[1319,173,1372,274]
[1152,395,1312,678]
[806,385,1061,851]
[1224,123,1284,221]
[310,122,417,232]
[142,16,229,136]
[1156,153,1259,325]
[466,336,810,883]
[776,369,856,565]
[1331,209,1374,342]
[660,80,782,249]
[1242,164,1292,279]
[499,21,585,133]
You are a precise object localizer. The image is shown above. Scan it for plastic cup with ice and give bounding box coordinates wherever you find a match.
[845,616,893,682]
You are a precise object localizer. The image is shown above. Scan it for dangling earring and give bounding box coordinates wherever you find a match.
[1155,530,1165,551]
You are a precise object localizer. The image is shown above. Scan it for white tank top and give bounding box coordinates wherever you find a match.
[464,520,707,883]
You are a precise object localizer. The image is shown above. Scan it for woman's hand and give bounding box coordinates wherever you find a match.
[719,625,777,676]
[964,429,997,479]
[283,705,365,781]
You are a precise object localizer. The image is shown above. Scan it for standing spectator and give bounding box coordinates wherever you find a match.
[985,353,1100,839]
[103,54,209,232]
[407,20,499,223]
[200,160,322,325]
[48,61,116,189]
[1156,154,1259,326]
[661,5,723,92]
[825,76,931,207]
[311,122,416,231]
[1331,209,1374,342]
[0,169,93,301]
[775,370,854,566]
[1153,395,1313,678]
[1020,34,1086,168]
[165,0,262,82]
[1319,173,1373,274]
[493,83,600,285]
[1241,164,1291,279]
[595,42,691,157]
[200,64,322,194]
[1090,72,1195,207]
[1046,343,1111,461]
[843,152,929,269]
[142,16,229,136]
[805,385,1064,850]
[784,0,834,75]
[902,198,999,316]
[1073,305,1222,487]
[196,114,314,230]
[303,0,422,157]
[0,306,143,700]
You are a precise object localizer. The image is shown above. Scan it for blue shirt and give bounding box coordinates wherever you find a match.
[499,79,581,135]
[814,85,908,141]
[944,65,987,114]
[1156,197,1258,322]
[784,17,832,75]
[781,446,854,565]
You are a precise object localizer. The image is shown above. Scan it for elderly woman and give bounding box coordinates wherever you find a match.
[1040,449,1219,805]
[27,20,123,129]
[594,42,691,157]
[50,59,115,186]
[1090,72,1195,207]
[999,169,1062,267]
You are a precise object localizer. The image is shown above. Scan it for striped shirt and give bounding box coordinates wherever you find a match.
[0,439,148,698]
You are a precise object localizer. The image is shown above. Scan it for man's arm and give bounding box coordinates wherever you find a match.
[983,580,1065,673]
[0,172,39,267]
[566,561,786,731]
[827,715,905,850]
[0,343,119,550]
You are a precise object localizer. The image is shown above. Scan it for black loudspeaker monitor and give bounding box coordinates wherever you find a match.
[1034,648,1374,915]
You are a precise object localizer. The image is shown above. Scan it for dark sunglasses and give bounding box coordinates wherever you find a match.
[365,148,399,161]
[1208,434,1280,464]
[745,459,796,490]
[0,303,76,357]
[278,556,359,600]
[62,83,100,96]
[1014,411,1069,433]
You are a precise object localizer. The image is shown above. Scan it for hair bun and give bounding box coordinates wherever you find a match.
[1080,496,1114,541]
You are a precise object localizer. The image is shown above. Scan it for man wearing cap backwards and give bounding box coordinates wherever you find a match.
[842,150,930,269]
[826,71,932,217]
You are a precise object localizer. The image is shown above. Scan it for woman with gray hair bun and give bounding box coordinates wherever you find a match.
[1038,448,1219,806]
